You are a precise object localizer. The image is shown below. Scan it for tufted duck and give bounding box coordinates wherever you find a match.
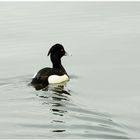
[31,43,69,90]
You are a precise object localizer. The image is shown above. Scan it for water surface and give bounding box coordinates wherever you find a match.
[0,2,140,139]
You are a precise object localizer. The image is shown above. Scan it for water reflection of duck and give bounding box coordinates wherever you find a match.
[37,86,70,118]
[31,44,70,90]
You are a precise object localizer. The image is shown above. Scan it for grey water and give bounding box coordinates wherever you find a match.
[0,2,140,139]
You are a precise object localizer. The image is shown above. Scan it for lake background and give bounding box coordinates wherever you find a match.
[0,2,140,139]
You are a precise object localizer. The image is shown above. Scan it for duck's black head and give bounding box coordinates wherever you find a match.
[47,44,67,68]
[47,44,66,58]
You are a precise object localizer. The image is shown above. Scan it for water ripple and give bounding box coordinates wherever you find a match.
[0,75,131,139]
[34,84,130,139]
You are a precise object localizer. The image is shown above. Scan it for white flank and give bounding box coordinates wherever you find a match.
[48,74,69,84]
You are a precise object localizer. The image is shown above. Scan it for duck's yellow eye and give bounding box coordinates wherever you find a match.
[61,49,64,52]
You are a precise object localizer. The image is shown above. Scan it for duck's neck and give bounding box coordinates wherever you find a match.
[50,54,67,74]
[51,54,62,69]
[52,61,62,69]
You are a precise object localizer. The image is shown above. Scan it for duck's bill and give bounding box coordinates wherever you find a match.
[65,51,72,56]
